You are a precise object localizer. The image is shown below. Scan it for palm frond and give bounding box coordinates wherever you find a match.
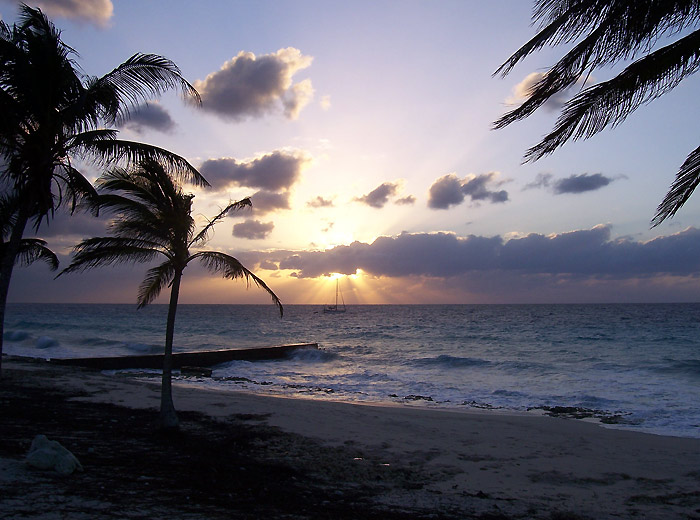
[14,237,58,270]
[82,139,208,187]
[189,198,251,248]
[522,28,700,160]
[137,260,175,308]
[653,145,700,226]
[499,0,700,77]
[93,53,201,123]
[59,236,162,275]
[67,129,119,149]
[496,0,603,77]
[51,161,99,213]
[495,1,700,129]
[191,251,283,316]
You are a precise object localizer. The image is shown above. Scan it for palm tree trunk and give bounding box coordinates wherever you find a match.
[159,269,182,430]
[0,204,31,378]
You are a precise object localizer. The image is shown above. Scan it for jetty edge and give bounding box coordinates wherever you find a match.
[48,343,319,370]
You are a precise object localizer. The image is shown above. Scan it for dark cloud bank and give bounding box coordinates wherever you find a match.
[245,225,700,280]
[12,224,700,304]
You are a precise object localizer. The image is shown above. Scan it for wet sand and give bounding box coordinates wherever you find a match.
[2,356,700,519]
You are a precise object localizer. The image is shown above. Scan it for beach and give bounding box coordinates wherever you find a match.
[2,357,700,519]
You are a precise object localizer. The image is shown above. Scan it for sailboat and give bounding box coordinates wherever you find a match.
[323,279,346,313]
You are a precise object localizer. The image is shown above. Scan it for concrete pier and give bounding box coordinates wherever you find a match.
[49,343,319,370]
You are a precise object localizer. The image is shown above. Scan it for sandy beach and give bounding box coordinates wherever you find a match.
[2,356,700,519]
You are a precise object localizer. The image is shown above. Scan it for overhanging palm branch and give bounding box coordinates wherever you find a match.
[59,236,163,273]
[190,251,283,315]
[138,260,176,308]
[94,53,201,125]
[521,28,700,161]
[189,199,251,248]
[12,238,58,270]
[653,145,700,225]
[0,197,58,270]
[495,0,700,224]
[77,139,208,188]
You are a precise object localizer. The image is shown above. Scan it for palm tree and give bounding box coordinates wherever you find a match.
[1,196,58,271]
[60,160,283,430]
[0,5,206,373]
[494,0,700,225]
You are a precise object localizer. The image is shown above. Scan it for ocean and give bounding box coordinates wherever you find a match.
[5,303,700,438]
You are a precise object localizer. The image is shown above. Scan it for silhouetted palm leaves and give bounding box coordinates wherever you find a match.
[0,196,57,271]
[494,0,700,225]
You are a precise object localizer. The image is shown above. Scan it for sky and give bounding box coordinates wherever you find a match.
[4,0,700,305]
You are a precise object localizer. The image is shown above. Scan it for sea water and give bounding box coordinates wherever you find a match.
[5,303,700,438]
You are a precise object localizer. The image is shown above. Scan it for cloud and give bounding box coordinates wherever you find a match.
[523,173,553,191]
[27,210,110,252]
[199,150,309,191]
[244,225,700,281]
[523,173,617,194]
[195,48,314,121]
[506,71,590,111]
[553,173,613,194]
[119,102,175,134]
[395,195,416,205]
[249,190,290,215]
[14,0,114,26]
[355,182,400,208]
[428,172,508,209]
[428,174,464,209]
[282,78,314,119]
[462,173,509,203]
[320,95,331,110]
[307,196,334,208]
[232,219,274,240]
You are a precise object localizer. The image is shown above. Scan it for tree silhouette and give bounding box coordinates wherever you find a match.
[1,196,58,271]
[60,160,283,430]
[0,5,206,373]
[494,0,700,225]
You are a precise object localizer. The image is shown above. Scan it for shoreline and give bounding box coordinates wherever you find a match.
[3,356,700,519]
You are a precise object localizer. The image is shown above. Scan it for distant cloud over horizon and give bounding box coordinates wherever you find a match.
[5,0,114,26]
[199,150,310,192]
[15,224,700,305]
[195,47,314,121]
[241,225,700,281]
[524,172,618,194]
[428,172,508,209]
[119,102,175,134]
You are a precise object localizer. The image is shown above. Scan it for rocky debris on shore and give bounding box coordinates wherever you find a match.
[26,434,83,475]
